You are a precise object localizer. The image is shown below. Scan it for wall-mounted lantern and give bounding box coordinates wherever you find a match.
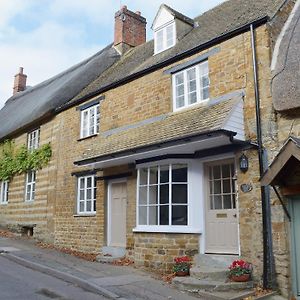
[239,154,249,173]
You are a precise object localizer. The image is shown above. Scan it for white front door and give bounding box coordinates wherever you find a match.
[108,181,127,247]
[205,160,239,254]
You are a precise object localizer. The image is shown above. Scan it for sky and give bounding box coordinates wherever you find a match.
[0,0,226,109]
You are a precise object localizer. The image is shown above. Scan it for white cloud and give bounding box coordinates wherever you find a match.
[0,0,226,109]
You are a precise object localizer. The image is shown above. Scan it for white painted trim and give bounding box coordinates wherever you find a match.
[154,21,176,55]
[271,0,300,71]
[80,104,100,139]
[107,178,127,247]
[133,227,201,233]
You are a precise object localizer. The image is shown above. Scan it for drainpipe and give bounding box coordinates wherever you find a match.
[250,23,274,289]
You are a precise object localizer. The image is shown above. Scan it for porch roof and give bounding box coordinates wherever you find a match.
[260,136,300,186]
[74,92,247,169]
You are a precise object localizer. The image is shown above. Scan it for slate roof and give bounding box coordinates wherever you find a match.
[76,96,241,162]
[272,1,300,111]
[68,0,286,105]
[0,0,287,141]
[0,45,120,141]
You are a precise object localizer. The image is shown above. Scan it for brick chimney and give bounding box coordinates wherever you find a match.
[114,5,146,54]
[13,67,27,95]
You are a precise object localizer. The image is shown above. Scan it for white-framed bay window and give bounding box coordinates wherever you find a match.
[25,170,36,202]
[77,175,96,215]
[80,104,100,139]
[172,60,210,111]
[27,128,40,151]
[0,181,9,204]
[154,21,176,54]
[135,161,202,233]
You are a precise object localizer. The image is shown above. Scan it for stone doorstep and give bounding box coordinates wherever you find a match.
[190,266,229,281]
[195,254,239,269]
[172,276,254,292]
[96,246,126,263]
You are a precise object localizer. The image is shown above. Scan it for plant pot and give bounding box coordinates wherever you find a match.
[231,274,250,282]
[175,271,189,276]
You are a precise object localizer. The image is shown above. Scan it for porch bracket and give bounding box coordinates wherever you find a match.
[272,185,291,222]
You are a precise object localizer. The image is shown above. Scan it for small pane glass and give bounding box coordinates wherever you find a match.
[232,194,236,209]
[175,73,184,85]
[149,186,158,205]
[87,177,92,188]
[86,201,92,212]
[149,167,158,185]
[160,165,169,183]
[214,195,222,209]
[176,95,185,108]
[214,180,221,194]
[79,201,84,212]
[159,184,169,204]
[139,186,147,205]
[210,196,214,209]
[213,166,221,179]
[79,178,85,189]
[139,206,147,225]
[223,180,231,193]
[139,168,148,186]
[172,185,187,204]
[149,206,158,225]
[202,87,209,100]
[172,205,187,225]
[199,61,209,75]
[172,164,187,182]
[223,195,232,209]
[79,190,84,200]
[159,205,169,225]
[222,164,231,178]
[87,188,92,200]
[166,24,174,47]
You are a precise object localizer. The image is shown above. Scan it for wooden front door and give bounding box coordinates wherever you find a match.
[290,196,300,298]
[205,160,239,254]
[108,181,127,247]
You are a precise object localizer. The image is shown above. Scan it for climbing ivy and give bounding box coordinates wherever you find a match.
[0,140,52,181]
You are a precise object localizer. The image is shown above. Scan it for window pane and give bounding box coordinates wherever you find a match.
[214,180,221,194]
[214,195,222,209]
[213,166,221,179]
[139,206,147,225]
[149,167,158,185]
[160,165,169,183]
[172,206,187,225]
[139,186,147,205]
[223,180,231,193]
[172,164,187,182]
[172,185,187,204]
[223,195,232,209]
[87,177,92,188]
[149,186,158,205]
[222,164,231,178]
[166,24,174,47]
[79,178,85,189]
[139,169,148,185]
[202,87,209,100]
[159,184,169,204]
[79,201,84,212]
[87,188,92,200]
[210,195,214,209]
[159,205,169,225]
[149,206,158,225]
[156,30,163,52]
[199,61,209,75]
[187,68,197,104]
[79,190,84,200]
[86,201,92,212]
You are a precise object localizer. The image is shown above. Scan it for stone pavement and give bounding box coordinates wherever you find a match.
[0,236,198,300]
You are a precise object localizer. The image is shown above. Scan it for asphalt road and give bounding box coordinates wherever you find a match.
[0,255,107,300]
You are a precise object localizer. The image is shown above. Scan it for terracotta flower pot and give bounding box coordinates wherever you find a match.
[231,274,250,282]
[175,271,189,276]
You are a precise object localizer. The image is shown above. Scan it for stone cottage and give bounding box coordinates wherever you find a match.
[261,1,300,298]
[0,0,297,297]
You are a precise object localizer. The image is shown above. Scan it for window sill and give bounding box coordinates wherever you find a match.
[133,226,201,234]
[173,98,210,113]
[77,134,99,142]
[0,202,8,206]
[73,213,96,217]
[25,200,35,203]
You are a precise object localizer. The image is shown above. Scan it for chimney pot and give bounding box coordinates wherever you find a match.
[13,67,27,95]
[114,7,146,55]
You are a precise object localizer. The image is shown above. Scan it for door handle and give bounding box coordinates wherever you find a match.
[233,214,237,218]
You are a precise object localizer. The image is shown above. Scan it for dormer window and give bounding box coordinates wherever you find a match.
[154,22,176,54]
[152,4,194,55]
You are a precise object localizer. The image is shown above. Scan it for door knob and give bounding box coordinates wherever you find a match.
[233,214,237,218]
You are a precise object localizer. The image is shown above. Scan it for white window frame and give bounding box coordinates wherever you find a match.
[77,175,96,215]
[134,160,202,233]
[172,61,210,111]
[80,104,100,139]
[25,170,36,202]
[27,128,40,151]
[154,21,176,54]
[0,181,9,204]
